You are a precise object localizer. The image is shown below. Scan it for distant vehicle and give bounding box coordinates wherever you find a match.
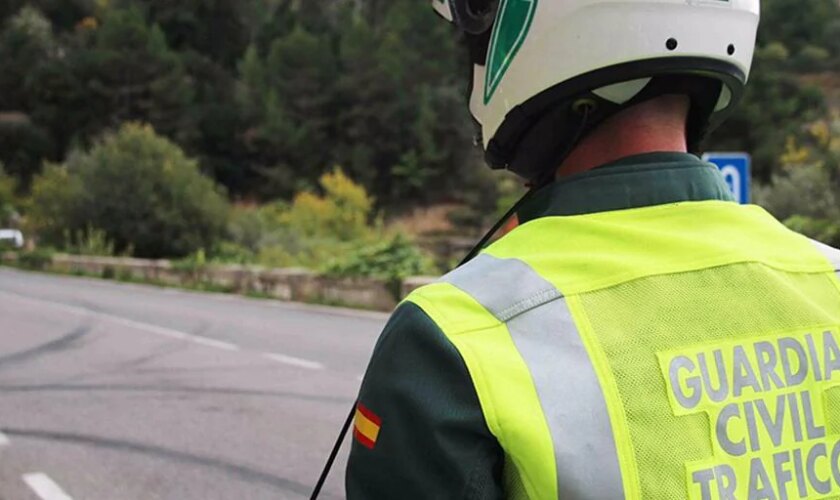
[0,229,24,249]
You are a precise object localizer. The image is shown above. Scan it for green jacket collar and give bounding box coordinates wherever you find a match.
[518,152,736,224]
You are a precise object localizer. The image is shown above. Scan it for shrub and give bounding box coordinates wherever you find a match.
[325,233,437,297]
[755,163,840,246]
[210,241,254,265]
[64,226,116,257]
[255,243,298,269]
[101,266,116,280]
[757,42,790,64]
[754,163,840,222]
[784,215,840,246]
[227,205,271,253]
[172,248,208,274]
[792,45,831,71]
[225,168,378,269]
[284,167,374,242]
[17,248,53,270]
[29,123,230,258]
[256,229,356,269]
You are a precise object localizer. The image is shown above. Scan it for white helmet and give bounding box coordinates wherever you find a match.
[433,0,761,182]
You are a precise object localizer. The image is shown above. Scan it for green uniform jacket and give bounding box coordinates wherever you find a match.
[346,152,736,499]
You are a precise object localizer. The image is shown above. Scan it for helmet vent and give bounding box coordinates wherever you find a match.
[572,98,598,115]
[666,38,678,51]
[727,44,736,56]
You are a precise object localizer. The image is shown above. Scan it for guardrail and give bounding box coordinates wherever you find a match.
[0,252,439,311]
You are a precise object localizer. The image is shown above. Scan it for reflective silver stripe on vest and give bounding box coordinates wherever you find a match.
[811,238,840,278]
[443,254,562,322]
[443,254,624,499]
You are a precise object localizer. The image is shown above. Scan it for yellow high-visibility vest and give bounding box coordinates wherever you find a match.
[406,201,840,499]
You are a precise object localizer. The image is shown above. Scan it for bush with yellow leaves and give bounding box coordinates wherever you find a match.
[226,167,436,279]
[283,167,374,242]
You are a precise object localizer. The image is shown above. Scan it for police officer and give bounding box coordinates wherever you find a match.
[347,1,840,498]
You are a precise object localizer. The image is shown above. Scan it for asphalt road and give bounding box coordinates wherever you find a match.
[0,267,388,500]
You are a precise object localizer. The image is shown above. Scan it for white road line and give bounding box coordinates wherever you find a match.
[22,473,74,500]
[263,353,324,370]
[0,431,9,446]
[0,291,238,353]
[187,335,240,351]
[106,315,188,341]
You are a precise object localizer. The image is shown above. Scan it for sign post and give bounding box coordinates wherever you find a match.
[703,152,752,205]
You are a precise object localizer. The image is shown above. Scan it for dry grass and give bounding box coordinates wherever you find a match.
[387,203,462,236]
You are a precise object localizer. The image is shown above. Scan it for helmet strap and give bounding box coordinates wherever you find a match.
[455,105,594,268]
[504,94,609,184]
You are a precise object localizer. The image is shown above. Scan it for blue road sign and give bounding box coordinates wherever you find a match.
[703,152,751,205]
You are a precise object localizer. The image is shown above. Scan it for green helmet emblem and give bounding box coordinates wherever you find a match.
[484,0,538,104]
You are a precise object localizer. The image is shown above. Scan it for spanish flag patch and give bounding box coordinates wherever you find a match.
[353,402,381,449]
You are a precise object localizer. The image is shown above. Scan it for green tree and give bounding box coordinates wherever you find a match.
[0,0,91,32]
[0,5,55,108]
[0,7,58,187]
[7,4,200,188]
[71,7,195,144]
[758,0,840,56]
[0,165,18,227]
[707,50,828,181]
[0,0,834,226]
[238,24,337,198]
[333,0,480,207]
[144,0,249,70]
[333,13,394,191]
[179,51,249,194]
[707,0,837,183]
[29,123,230,258]
[0,116,54,190]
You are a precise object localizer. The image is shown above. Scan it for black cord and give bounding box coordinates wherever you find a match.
[456,187,538,266]
[309,104,593,500]
[309,183,543,500]
[310,402,356,500]
[458,103,592,266]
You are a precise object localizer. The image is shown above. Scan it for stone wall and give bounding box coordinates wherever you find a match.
[2,252,410,311]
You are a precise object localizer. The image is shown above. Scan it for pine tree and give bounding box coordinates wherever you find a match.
[239,23,338,198]
[75,7,195,144]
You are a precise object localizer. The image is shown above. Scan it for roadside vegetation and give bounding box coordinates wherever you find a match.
[0,0,839,281]
[7,123,436,290]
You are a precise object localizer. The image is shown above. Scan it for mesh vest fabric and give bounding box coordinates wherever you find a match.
[576,265,840,499]
[408,201,840,500]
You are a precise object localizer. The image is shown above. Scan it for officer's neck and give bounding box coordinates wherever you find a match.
[556,95,690,178]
